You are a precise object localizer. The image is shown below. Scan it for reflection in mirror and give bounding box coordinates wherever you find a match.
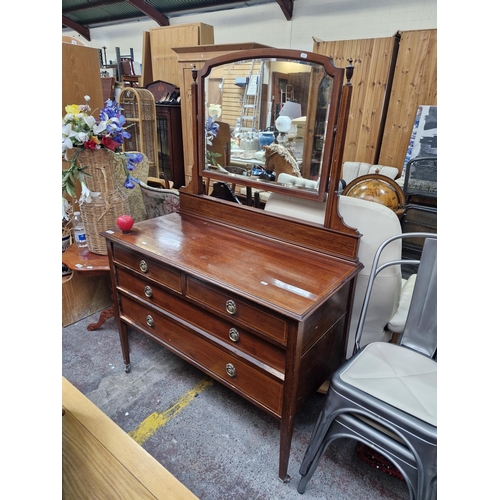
[201,55,337,201]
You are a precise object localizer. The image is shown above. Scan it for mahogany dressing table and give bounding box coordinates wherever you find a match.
[102,49,361,482]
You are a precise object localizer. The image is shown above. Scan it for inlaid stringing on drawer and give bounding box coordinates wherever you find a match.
[186,276,288,345]
[119,294,283,416]
[113,245,182,293]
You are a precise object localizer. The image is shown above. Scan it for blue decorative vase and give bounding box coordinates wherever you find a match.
[259,132,275,149]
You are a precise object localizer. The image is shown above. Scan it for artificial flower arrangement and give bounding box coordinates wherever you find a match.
[62,96,143,209]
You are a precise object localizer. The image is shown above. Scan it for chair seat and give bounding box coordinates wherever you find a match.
[340,342,437,426]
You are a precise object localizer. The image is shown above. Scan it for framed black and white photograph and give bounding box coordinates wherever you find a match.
[403,105,437,174]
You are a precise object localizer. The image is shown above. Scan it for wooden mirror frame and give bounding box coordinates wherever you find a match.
[179,48,360,261]
[189,49,351,202]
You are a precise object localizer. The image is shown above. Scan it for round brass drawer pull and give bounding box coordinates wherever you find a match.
[139,260,148,273]
[144,285,153,298]
[226,300,237,315]
[228,328,240,342]
[226,363,236,377]
[146,315,155,327]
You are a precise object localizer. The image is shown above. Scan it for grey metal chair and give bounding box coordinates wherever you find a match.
[298,233,437,500]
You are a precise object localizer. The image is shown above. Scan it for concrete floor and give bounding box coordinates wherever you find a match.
[62,309,410,500]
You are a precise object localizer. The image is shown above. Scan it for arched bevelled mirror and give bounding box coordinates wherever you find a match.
[191,49,353,204]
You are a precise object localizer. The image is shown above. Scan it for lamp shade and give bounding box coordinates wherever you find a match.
[280,101,302,120]
[275,115,292,133]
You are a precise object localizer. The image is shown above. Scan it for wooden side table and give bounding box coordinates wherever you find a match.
[62,244,114,330]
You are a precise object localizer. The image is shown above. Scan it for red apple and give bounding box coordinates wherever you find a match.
[116,214,134,233]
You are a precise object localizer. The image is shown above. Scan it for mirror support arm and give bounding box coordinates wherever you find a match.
[325,68,354,229]
[189,65,204,195]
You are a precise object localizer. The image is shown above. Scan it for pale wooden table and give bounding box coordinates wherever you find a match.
[62,377,198,500]
[62,244,113,329]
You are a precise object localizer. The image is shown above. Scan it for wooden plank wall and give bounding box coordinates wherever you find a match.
[140,31,153,87]
[149,23,214,86]
[378,29,437,171]
[313,29,437,175]
[313,36,397,166]
[62,43,104,207]
[210,62,252,129]
[62,43,104,115]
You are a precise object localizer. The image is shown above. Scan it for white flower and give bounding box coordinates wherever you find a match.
[62,198,70,221]
[84,95,90,102]
[62,123,78,153]
[74,131,90,144]
[62,123,75,137]
[62,137,73,154]
[93,121,107,135]
[78,181,92,204]
[84,115,96,128]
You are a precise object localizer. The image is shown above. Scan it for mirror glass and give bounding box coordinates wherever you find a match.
[199,53,340,201]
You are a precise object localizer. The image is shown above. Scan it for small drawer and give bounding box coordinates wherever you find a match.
[116,269,285,373]
[116,268,180,306]
[113,245,182,293]
[186,276,287,345]
[120,295,283,416]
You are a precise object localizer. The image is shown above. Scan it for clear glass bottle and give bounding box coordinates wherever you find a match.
[73,211,87,248]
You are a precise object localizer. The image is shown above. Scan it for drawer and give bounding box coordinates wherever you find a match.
[116,269,285,373]
[186,276,287,345]
[113,245,182,293]
[120,295,283,415]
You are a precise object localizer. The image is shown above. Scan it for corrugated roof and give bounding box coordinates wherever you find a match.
[62,0,294,41]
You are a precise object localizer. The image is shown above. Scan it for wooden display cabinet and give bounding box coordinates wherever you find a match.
[154,103,185,188]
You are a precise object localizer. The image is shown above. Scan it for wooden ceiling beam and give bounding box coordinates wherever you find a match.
[125,0,170,26]
[275,0,293,20]
[62,15,91,41]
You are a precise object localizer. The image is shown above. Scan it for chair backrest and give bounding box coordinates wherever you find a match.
[342,161,399,185]
[277,173,319,191]
[400,237,437,357]
[264,193,403,356]
[139,180,180,219]
[353,233,437,357]
[115,152,150,222]
[144,80,179,103]
[120,57,136,76]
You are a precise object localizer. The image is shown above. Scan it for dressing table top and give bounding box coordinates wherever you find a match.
[104,212,358,319]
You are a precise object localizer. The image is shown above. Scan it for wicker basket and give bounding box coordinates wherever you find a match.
[77,149,130,255]
[77,148,119,192]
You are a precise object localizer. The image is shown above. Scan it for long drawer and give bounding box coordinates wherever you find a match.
[186,276,288,345]
[120,294,284,416]
[116,268,286,374]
